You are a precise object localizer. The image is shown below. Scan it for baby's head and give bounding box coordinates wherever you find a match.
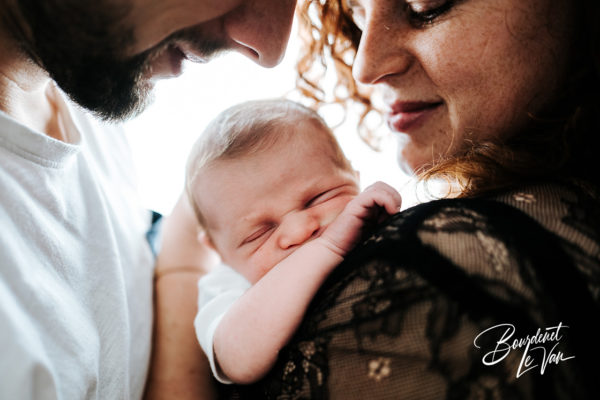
[186,99,359,284]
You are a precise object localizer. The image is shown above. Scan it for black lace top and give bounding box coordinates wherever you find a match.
[219,181,600,399]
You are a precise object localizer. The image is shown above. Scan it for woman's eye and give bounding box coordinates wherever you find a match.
[406,0,455,26]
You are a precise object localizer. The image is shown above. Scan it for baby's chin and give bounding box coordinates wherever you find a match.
[232,261,275,285]
[237,251,300,285]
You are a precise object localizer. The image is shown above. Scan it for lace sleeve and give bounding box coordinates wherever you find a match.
[219,197,599,399]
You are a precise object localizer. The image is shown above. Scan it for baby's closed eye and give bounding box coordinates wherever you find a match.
[305,185,352,208]
[240,224,276,247]
[305,190,333,208]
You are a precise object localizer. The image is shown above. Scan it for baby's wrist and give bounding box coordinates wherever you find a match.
[312,235,348,260]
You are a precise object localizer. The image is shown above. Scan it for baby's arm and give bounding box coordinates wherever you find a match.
[213,182,402,384]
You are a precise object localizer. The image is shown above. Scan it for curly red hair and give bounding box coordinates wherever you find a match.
[296,0,600,197]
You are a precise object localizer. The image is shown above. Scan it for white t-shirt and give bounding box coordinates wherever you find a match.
[0,85,154,399]
[194,264,250,383]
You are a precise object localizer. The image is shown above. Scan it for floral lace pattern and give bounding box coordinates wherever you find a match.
[219,182,600,399]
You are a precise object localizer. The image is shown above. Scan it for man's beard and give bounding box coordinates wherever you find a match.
[9,0,224,121]
[49,46,155,122]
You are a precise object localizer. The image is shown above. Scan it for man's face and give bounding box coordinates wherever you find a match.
[12,0,296,120]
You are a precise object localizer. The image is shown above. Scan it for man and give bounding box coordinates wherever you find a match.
[0,1,296,399]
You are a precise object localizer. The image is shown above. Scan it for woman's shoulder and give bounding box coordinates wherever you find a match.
[360,179,600,275]
[222,181,600,400]
[490,180,600,242]
[390,178,600,235]
[325,181,599,396]
[335,179,600,321]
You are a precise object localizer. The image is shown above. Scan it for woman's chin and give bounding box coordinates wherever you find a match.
[396,143,429,176]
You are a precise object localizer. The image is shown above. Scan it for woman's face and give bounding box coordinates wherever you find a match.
[346,0,576,172]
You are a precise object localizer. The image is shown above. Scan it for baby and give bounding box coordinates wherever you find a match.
[186,99,401,384]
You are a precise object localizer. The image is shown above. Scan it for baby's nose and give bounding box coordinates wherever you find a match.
[277,212,321,250]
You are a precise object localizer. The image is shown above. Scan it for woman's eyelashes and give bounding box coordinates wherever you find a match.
[345,0,456,30]
[406,0,456,27]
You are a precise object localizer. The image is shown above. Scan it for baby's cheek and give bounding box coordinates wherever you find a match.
[319,196,354,229]
[319,210,338,228]
[247,247,279,284]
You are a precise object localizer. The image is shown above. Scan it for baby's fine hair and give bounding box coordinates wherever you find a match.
[185,98,352,229]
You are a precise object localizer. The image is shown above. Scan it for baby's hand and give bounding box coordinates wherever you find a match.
[319,182,402,257]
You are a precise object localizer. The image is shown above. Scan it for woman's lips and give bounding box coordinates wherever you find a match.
[386,101,443,133]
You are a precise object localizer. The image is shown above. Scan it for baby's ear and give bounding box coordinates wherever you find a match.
[198,230,216,251]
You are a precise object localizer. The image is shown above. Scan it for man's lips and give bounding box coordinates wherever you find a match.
[145,45,186,79]
[175,42,208,63]
[146,40,213,80]
[386,101,443,133]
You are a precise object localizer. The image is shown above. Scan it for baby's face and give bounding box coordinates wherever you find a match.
[193,125,359,284]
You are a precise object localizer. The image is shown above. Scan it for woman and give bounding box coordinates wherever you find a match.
[220,0,600,398]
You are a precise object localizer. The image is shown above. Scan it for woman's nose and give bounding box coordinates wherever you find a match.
[352,12,413,84]
[224,0,297,67]
[277,212,321,250]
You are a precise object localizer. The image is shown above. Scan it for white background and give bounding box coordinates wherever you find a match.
[123,27,415,215]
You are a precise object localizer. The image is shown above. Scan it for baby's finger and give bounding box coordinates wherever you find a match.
[363,182,402,215]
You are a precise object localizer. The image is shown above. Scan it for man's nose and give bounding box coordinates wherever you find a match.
[277,211,321,250]
[224,0,297,67]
